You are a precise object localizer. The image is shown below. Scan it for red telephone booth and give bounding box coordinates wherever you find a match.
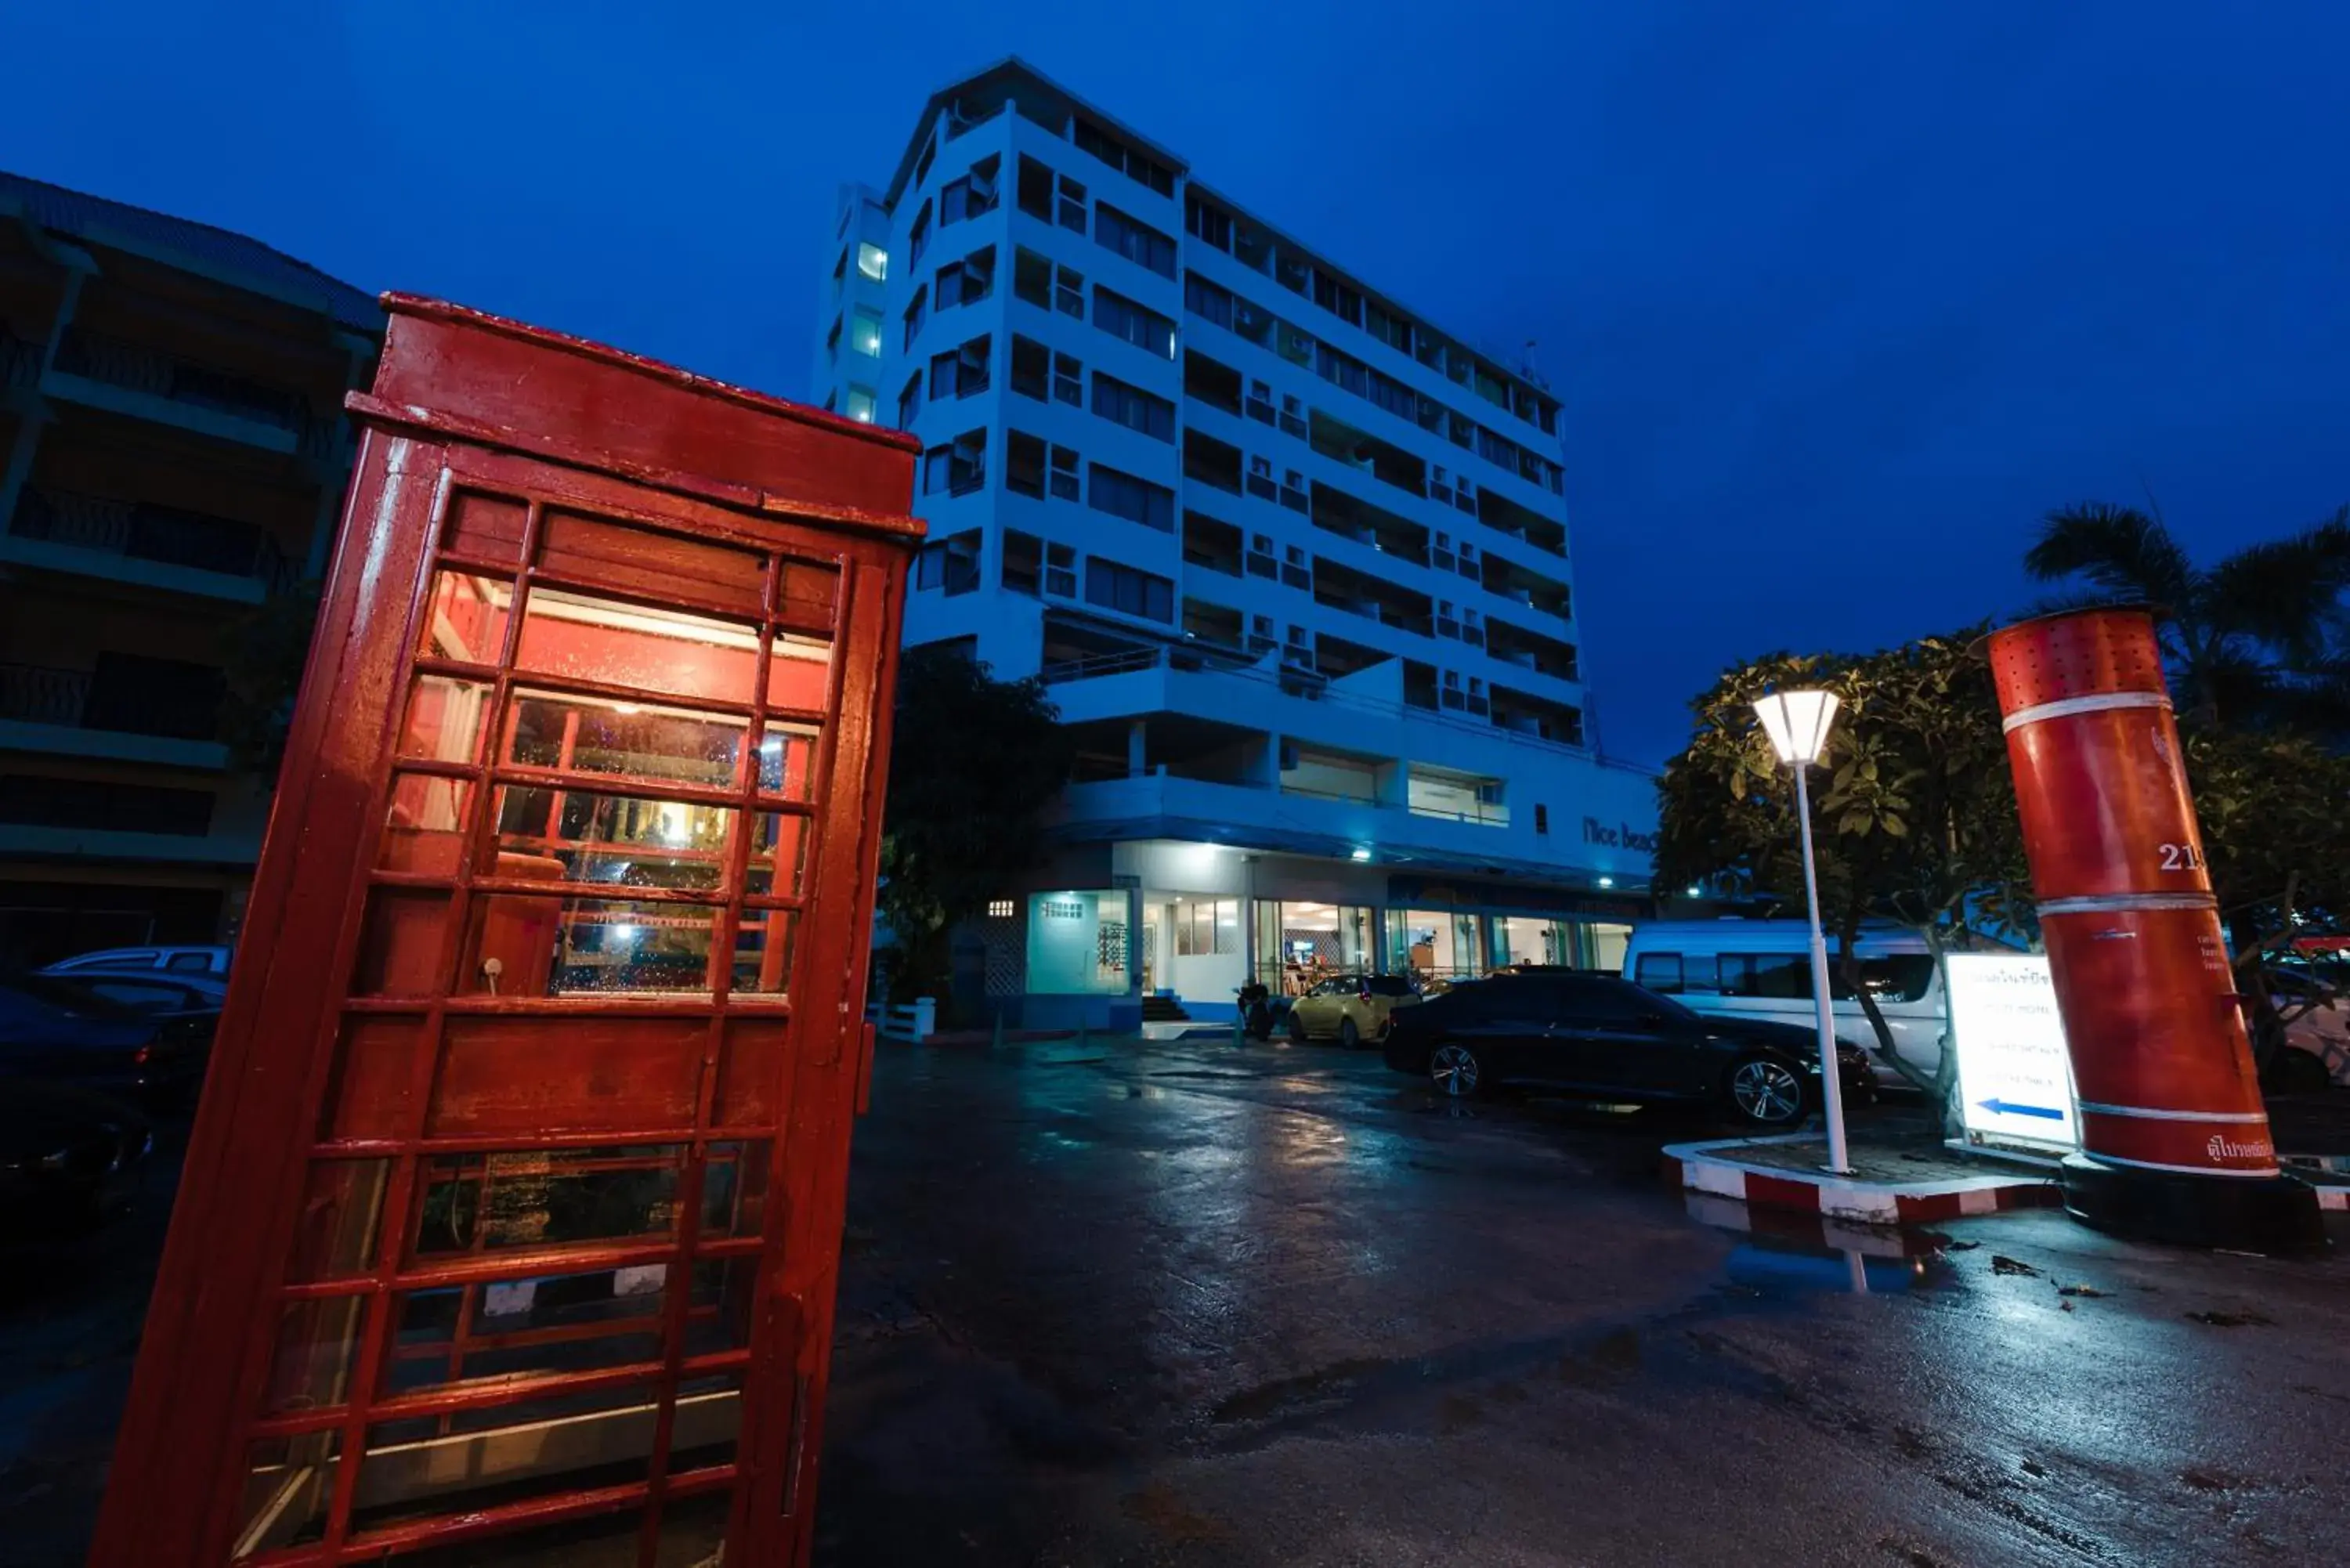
[90,297,920,1566]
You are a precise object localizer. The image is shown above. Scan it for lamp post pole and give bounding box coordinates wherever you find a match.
[1791,755,1853,1176]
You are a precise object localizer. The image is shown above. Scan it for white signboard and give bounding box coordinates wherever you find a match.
[1947,953,2081,1151]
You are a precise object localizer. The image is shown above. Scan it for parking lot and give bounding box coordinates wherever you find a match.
[815,1034,2350,1566]
[7,1033,2349,1566]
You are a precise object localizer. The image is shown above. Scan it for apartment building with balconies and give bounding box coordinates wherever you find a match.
[813,61,1658,1028]
[0,171,381,966]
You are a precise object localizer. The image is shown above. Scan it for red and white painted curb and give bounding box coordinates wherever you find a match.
[1661,1134,2061,1226]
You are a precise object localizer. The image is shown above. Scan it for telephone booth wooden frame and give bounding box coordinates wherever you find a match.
[91,296,920,1568]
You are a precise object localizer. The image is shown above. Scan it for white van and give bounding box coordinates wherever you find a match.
[1621,920,1944,1089]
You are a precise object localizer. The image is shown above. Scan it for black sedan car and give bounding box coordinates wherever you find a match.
[0,1079,154,1245]
[0,975,216,1104]
[1383,970,1875,1127]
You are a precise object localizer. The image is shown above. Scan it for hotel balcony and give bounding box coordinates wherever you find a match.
[6,486,300,600]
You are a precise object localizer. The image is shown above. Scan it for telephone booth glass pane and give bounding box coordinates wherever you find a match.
[216,474,873,1563]
[507,692,747,793]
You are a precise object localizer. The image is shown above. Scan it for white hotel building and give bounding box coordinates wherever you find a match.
[814,60,1660,1029]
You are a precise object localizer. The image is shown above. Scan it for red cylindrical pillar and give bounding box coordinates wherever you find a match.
[1986,607,2318,1248]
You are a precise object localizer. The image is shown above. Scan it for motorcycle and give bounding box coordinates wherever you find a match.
[1234,981,1274,1041]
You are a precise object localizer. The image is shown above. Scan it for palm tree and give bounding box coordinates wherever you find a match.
[2023,500,2350,732]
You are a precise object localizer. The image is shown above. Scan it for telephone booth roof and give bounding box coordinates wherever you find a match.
[356,292,922,533]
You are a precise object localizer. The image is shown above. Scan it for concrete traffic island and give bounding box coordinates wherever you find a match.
[1662,1129,2061,1227]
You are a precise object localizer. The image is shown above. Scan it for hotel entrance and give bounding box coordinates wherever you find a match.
[1254,900,1376,995]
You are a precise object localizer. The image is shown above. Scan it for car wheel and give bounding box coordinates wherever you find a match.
[1728,1056,1806,1127]
[1339,1017,1361,1050]
[1284,1010,1305,1041]
[1430,1042,1481,1097]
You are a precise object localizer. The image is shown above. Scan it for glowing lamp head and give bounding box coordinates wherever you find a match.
[1753,688,1840,766]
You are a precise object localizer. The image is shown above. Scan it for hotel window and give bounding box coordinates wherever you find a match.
[908,200,931,266]
[1049,444,1080,500]
[1007,431,1047,499]
[988,899,1017,919]
[1052,351,1083,406]
[900,287,927,352]
[1087,464,1175,532]
[915,528,981,595]
[896,373,921,429]
[1090,374,1175,441]
[1094,204,1177,278]
[1010,334,1049,401]
[1173,898,1239,956]
[856,241,888,282]
[843,385,876,425]
[1185,194,1232,251]
[1045,542,1077,598]
[1184,272,1234,331]
[1017,155,1055,220]
[934,245,996,309]
[1013,247,1052,309]
[928,335,990,399]
[1002,530,1043,594]
[1084,557,1175,622]
[850,306,882,358]
[920,430,986,496]
[939,155,1000,223]
[1094,288,1177,359]
[1075,117,1177,197]
[1054,263,1085,318]
[1057,173,1088,232]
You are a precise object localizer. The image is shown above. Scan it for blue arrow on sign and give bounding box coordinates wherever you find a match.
[1977,1098,2065,1121]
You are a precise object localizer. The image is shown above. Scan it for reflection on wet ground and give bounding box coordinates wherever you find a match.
[812,1037,2350,1567]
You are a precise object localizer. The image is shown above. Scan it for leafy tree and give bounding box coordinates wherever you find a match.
[1655,630,2027,1106]
[2188,728,2350,1071]
[875,646,1074,1006]
[218,578,324,777]
[2023,500,2350,734]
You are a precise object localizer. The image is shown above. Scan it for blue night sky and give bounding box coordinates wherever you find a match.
[9,2,2345,766]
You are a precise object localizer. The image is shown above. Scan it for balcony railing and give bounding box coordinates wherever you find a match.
[51,328,342,457]
[1,327,43,390]
[1032,638,1603,760]
[11,488,299,591]
[0,659,222,742]
[0,663,90,727]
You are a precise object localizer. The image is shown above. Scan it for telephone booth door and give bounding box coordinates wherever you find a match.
[91,298,919,1568]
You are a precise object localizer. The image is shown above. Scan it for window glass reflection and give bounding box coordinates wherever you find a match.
[385,1265,674,1397]
[755,724,819,799]
[493,786,736,893]
[397,674,490,764]
[514,587,761,705]
[411,1146,682,1259]
[507,690,745,792]
[418,572,512,664]
[729,912,797,1000]
[765,635,832,711]
[744,812,810,898]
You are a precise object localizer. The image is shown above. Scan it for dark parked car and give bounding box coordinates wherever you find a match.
[0,1078,154,1245]
[1383,970,1875,1127]
[36,970,228,1014]
[0,976,216,1104]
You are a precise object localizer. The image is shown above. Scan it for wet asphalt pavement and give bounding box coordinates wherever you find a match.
[812,1036,2350,1568]
[5,1038,2346,1567]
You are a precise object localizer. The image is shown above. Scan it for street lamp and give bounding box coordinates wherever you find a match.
[1754,688,1852,1176]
